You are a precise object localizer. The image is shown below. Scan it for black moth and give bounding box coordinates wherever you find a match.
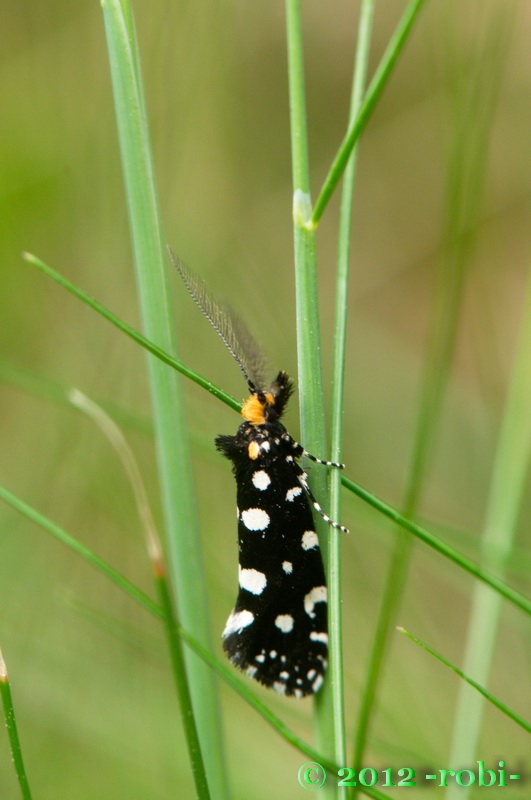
[171,250,347,698]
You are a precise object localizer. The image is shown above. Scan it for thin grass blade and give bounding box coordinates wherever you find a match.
[101,4,227,792]
[22,253,239,412]
[311,0,427,226]
[285,0,337,768]
[350,11,510,779]
[446,269,531,797]
[329,0,376,781]
[341,475,531,617]
[0,650,33,800]
[398,628,531,734]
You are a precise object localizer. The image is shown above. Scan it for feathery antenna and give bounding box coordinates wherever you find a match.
[168,247,268,390]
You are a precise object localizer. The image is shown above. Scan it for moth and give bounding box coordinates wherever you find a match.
[171,250,347,697]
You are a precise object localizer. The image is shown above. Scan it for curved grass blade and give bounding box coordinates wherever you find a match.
[70,389,210,798]
[0,357,154,437]
[398,628,531,734]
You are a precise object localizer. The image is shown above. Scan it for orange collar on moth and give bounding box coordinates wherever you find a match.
[241,392,275,425]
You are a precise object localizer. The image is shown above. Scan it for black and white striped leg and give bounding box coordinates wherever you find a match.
[283,434,345,470]
[293,465,350,534]
[301,449,345,469]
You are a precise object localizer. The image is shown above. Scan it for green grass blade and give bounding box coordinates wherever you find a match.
[150,617,396,800]
[179,628,341,776]
[0,485,162,619]
[341,475,531,617]
[155,572,211,799]
[0,651,33,800]
[22,253,239,413]
[285,0,337,767]
[447,270,531,794]
[398,628,531,735]
[311,0,428,227]
[350,12,508,778]
[285,0,325,469]
[70,389,210,798]
[100,3,226,794]
[329,0,376,778]
[158,621,397,800]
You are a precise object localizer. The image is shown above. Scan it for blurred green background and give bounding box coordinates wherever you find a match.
[1,1,529,797]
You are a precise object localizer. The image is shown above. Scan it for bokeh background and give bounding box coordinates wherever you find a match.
[1,1,530,797]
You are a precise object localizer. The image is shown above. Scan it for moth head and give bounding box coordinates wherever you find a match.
[241,371,294,425]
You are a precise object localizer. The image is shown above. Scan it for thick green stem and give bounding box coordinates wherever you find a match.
[101,2,226,796]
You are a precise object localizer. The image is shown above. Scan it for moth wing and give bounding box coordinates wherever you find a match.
[222,459,328,697]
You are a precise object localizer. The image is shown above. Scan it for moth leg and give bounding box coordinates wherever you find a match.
[281,433,345,470]
[290,461,349,534]
[301,450,345,469]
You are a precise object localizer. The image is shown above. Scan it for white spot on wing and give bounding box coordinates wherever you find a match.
[239,566,267,595]
[304,586,327,618]
[252,470,271,490]
[286,486,302,502]
[307,669,317,681]
[255,654,266,663]
[282,561,293,574]
[312,674,324,692]
[275,614,294,633]
[302,530,319,550]
[242,508,270,531]
[310,632,328,645]
[280,671,289,680]
[222,609,254,637]
[273,681,286,695]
